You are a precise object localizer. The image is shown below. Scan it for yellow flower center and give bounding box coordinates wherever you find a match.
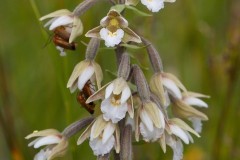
[111,94,121,106]
[109,19,119,28]
[107,31,117,37]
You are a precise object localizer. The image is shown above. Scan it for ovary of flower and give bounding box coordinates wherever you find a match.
[100,28,124,47]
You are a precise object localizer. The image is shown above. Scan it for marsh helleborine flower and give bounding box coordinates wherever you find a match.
[85,10,141,47]
[67,60,103,93]
[25,129,68,160]
[77,115,120,156]
[40,9,83,55]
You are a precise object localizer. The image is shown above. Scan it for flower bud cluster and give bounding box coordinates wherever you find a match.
[26,0,209,160]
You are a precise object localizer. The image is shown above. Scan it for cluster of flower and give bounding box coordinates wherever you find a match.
[26,0,209,160]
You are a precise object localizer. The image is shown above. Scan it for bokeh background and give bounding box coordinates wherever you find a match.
[0,0,239,159]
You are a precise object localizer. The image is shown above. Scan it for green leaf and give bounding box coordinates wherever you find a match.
[125,5,152,17]
[111,4,126,13]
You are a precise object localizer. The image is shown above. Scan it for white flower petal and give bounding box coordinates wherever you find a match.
[102,123,115,144]
[49,15,73,30]
[140,109,153,132]
[101,98,128,123]
[184,97,208,108]
[100,28,124,47]
[141,0,164,12]
[120,86,131,104]
[105,83,114,99]
[139,122,163,142]
[34,149,48,160]
[77,66,95,90]
[89,136,115,156]
[162,78,182,99]
[170,125,189,144]
[166,135,183,160]
[33,136,61,148]
[28,137,42,147]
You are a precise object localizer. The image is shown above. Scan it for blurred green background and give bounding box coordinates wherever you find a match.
[0,0,239,159]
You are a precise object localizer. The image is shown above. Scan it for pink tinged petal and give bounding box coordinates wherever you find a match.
[162,78,182,99]
[120,86,131,104]
[170,125,189,144]
[105,83,114,99]
[77,66,95,90]
[140,109,153,132]
[89,136,115,156]
[184,97,208,108]
[33,136,61,148]
[49,15,73,30]
[102,123,115,144]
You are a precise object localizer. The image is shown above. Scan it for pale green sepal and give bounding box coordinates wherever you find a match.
[173,101,208,121]
[122,27,141,43]
[112,78,127,95]
[159,133,166,153]
[150,73,166,106]
[170,118,200,137]
[120,43,145,50]
[67,60,90,88]
[92,61,103,90]
[144,101,162,128]
[39,9,72,21]
[125,5,152,17]
[69,17,83,43]
[115,125,120,153]
[85,26,102,38]
[25,129,60,139]
[91,116,107,139]
[86,82,112,104]
[127,96,134,118]
[48,139,68,160]
[183,91,210,98]
[77,119,95,145]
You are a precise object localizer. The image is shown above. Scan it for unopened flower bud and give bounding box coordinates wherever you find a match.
[85,38,101,60]
[132,65,150,101]
[73,0,100,16]
[118,53,131,80]
[141,37,163,73]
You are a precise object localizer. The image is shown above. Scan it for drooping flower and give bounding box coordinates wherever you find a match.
[77,115,120,156]
[40,9,83,55]
[25,129,68,160]
[135,100,165,142]
[141,0,176,12]
[87,77,134,123]
[67,60,103,93]
[150,72,187,106]
[181,92,209,133]
[85,9,141,47]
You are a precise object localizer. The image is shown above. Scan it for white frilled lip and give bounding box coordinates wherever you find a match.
[139,122,164,142]
[100,28,124,47]
[90,136,115,156]
[101,97,128,123]
[141,0,164,12]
